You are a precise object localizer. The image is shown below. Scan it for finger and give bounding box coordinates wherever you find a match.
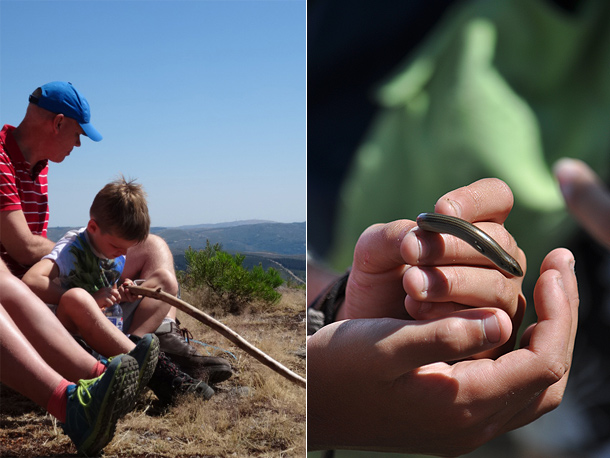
[433,178,514,224]
[121,287,135,301]
[354,310,513,380]
[505,250,577,429]
[513,269,572,384]
[402,224,526,276]
[403,266,522,315]
[538,248,579,367]
[554,158,610,249]
[482,259,576,433]
[346,221,417,320]
[353,220,417,274]
[518,250,573,349]
[539,249,578,310]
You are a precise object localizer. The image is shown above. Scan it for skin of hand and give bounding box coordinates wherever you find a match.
[554,158,610,249]
[307,247,577,456]
[118,279,140,303]
[337,178,526,358]
[91,286,121,309]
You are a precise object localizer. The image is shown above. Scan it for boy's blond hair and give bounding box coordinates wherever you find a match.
[90,176,150,243]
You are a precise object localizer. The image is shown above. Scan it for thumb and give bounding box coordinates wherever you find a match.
[381,309,512,378]
[554,158,610,249]
[315,310,512,381]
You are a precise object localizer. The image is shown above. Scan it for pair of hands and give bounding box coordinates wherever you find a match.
[92,279,139,309]
[308,177,580,456]
[337,179,527,360]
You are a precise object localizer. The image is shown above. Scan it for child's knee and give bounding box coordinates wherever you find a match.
[60,288,93,310]
[56,288,95,332]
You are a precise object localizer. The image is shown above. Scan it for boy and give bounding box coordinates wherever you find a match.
[24,177,214,405]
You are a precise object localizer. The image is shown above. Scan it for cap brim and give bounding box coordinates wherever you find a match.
[80,123,103,142]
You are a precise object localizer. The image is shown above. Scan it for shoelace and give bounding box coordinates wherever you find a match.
[177,325,194,344]
[156,354,201,395]
[70,377,98,423]
[75,378,96,408]
[174,319,236,360]
[158,353,186,381]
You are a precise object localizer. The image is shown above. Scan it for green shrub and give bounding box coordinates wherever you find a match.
[182,241,283,312]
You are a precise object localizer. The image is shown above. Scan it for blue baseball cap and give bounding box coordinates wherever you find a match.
[29,81,102,142]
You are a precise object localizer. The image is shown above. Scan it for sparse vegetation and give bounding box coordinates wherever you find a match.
[0,283,306,457]
[180,242,284,314]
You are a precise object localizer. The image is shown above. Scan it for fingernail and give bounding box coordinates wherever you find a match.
[406,266,429,299]
[404,230,423,262]
[555,274,567,296]
[417,268,429,298]
[445,198,462,218]
[483,314,501,343]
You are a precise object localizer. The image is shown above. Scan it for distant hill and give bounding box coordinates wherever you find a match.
[175,219,272,230]
[47,221,306,283]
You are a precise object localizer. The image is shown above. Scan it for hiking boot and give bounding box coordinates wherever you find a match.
[62,354,139,456]
[147,352,215,406]
[155,320,233,384]
[127,333,160,398]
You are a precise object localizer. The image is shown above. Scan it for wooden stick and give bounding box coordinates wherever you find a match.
[128,285,306,389]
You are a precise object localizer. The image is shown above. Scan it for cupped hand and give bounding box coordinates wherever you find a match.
[307,248,577,456]
[118,278,140,303]
[339,179,526,352]
[92,286,121,309]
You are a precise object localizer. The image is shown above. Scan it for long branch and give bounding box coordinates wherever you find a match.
[128,285,306,389]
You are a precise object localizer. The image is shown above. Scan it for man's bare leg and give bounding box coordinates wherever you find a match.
[0,272,100,382]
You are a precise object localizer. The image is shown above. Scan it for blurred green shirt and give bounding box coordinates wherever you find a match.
[328,0,610,300]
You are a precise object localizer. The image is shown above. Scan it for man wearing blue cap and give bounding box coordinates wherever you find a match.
[0,81,101,277]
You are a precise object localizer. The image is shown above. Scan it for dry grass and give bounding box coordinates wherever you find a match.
[0,285,306,457]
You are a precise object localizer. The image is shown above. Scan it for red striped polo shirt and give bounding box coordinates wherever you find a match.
[0,124,49,276]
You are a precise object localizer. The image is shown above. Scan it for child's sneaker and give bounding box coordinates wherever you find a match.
[127,333,160,397]
[62,354,139,456]
[147,352,214,406]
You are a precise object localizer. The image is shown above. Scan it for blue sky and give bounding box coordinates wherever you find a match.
[0,0,305,227]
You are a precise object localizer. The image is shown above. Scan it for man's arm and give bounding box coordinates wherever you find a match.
[0,210,55,265]
[22,258,65,305]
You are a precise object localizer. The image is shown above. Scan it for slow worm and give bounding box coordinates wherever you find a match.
[416,212,523,277]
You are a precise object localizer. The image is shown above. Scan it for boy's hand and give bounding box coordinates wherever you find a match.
[338,178,525,360]
[92,286,121,309]
[118,279,140,303]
